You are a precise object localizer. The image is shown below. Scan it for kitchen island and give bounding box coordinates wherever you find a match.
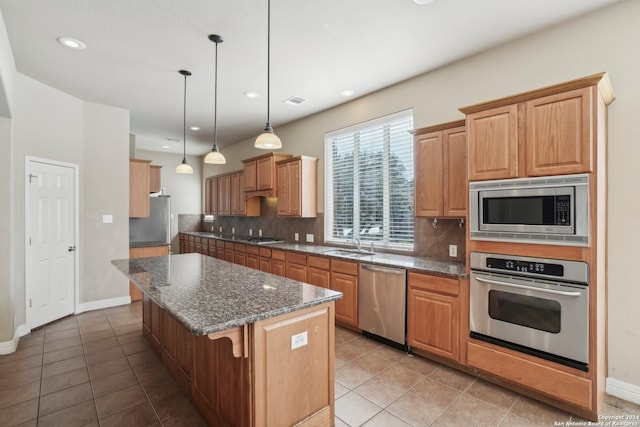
[112,253,342,427]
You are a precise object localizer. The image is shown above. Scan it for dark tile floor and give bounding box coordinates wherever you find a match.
[1,303,639,426]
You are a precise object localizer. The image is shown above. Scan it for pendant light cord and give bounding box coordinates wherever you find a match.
[183,72,187,161]
[214,40,219,150]
[266,0,271,126]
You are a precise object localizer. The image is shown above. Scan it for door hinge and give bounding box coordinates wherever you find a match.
[28,173,38,184]
[29,299,32,308]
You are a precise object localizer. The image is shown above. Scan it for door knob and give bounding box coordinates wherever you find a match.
[68,246,76,252]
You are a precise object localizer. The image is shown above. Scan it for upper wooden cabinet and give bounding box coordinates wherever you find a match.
[129,159,151,217]
[412,121,466,217]
[205,176,218,215]
[242,152,293,196]
[208,171,259,217]
[217,174,231,215]
[276,156,318,218]
[149,165,162,193]
[461,73,614,181]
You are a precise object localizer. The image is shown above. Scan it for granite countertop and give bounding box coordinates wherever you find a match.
[181,231,467,278]
[112,253,343,336]
[129,241,170,248]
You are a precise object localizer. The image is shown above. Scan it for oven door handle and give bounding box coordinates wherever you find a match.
[474,276,582,297]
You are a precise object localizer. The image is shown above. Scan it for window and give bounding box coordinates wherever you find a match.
[324,110,414,250]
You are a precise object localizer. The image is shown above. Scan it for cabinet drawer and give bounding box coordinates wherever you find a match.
[287,252,307,265]
[246,245,259,255]
[225,241,235,250]
[272,250,286,261]
[259,247,272,258]
[234,243,246,252]
[331,260,358,276]
[408,272,459,296]
[308,255,330,270]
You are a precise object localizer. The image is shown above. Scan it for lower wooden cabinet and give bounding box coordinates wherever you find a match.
[330,260,358,328]
[286,252,307,281]
[307,256,331,289]
[407,271,459,362]
[271,250,286,277]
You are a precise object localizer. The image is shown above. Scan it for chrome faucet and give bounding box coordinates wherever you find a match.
[369,242,375,253]
[353,237,361,251]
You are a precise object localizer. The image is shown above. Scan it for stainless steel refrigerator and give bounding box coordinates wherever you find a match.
[129,195,171,246]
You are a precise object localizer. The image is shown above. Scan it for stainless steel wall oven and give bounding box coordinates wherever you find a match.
[470,252,589,371]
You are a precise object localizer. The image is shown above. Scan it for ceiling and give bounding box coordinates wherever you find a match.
[0,0,618,155]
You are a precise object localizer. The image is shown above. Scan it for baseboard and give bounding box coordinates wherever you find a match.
[0,323,30,355]
[607,377,640,405]
[76,295,132,314]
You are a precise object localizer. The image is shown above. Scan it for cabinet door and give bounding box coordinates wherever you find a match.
[205,178,212,215]
[259,257,271,273]
[230,172,244,215]
[414,132,443,217]
[246,253,259,270]
[525,87,592,176]
[443,127,467,217]
[307,267,330,289]
[218,175,231,215]
[286,263,307,282]
[467,104,518,181]
[129,160,151,217]
[208,177,218,215]
[276,162,289,215]
[257,157,275,190]
[407,287,459,361]
[243,161,257,192]
[271,259,285,277]
[331,272,358,327]
[287,161,301,216]
[149,165,162,194]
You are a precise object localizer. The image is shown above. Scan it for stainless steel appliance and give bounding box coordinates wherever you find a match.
[129,195,171,246]
[469,173,589,246]
[470,251,589,371]
[358,264,407,346]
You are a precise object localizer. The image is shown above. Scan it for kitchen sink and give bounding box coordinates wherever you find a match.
[323,249,375,258]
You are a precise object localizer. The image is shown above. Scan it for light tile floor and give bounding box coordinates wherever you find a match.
[1,303,638,426]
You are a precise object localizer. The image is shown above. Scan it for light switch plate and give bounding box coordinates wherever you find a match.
[449,244,457,257]
[294,233,299,241]
[306,234,314,243]
[291,331,308,350]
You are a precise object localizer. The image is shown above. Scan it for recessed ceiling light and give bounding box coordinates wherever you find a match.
[57,36,86,50]
[339,89,355,97]
[412,0,435,4]
[190,126,201,131]
[244,91,260,99]
[162,144,171,149]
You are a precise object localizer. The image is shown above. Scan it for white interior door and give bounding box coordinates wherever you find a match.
[27,158,77,329]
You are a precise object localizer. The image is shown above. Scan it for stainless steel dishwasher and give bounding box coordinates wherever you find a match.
[358,264,407,346]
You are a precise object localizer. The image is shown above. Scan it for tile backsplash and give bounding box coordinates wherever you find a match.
[179,198,465,262]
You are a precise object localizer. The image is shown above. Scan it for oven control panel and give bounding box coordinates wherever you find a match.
[486,257,564,277]
[471,252,589,284]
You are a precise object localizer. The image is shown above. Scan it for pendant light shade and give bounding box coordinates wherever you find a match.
[204,34,227,164]
[176,69,194,174]
[255,0,282,150]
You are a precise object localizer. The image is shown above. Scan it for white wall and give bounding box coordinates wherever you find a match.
[10,74,130,334]
[0,116,12,343]
[204,0,640,394]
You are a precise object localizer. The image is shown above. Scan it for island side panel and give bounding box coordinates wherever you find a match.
[252,301,335,427]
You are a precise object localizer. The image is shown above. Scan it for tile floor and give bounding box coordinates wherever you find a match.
[1,303,639,426]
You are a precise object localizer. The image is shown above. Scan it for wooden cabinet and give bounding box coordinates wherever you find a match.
[307,256,331,289]
[286,252,307,282]
[205,177,218,215]
[407,271,459,362]
[246,245,260,270]
[129,159,151,217]
[162,310,192,397]
[461,73,614,181]
[413,121,466,217]
[276,156,318,218]
[129,245,170,301]
[259,247,272,273]
[242,152,293,196]
[218,174,231,215]
[230,172,244,215]
[271,250,286,277]
[330,260,358,328]
[149,165,162,193]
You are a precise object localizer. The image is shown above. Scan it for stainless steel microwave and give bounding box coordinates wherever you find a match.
[469,174,589,246]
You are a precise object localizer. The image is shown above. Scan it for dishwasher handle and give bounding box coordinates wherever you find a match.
[361,264,405,275]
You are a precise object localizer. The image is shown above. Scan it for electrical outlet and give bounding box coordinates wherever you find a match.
[211,225,214,231]
[219,226,222,233]
[294,233,299,241]
[232,227,235,234]
[102,214,113,224]
[291,331,308,350]
[258,229,262,237]
[449,244,458,257]
[249,229,253,236]
[306,234,314,243]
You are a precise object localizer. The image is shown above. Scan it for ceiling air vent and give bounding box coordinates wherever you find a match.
[284,96,307,106]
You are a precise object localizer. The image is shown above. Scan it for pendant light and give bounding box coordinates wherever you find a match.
[176,69,194,174]
[255,0,282,150]
[204,34,227,164]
